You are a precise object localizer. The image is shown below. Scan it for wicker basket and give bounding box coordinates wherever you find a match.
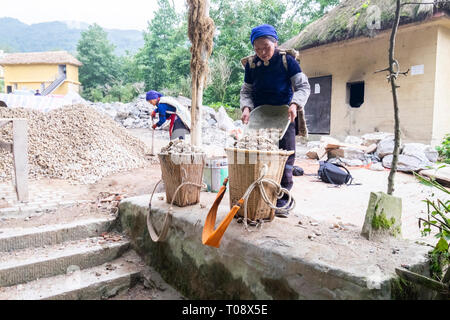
[225,148,294,222]
[158,152,206,207]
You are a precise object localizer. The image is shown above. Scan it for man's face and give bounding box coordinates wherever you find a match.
[253,37,277,62]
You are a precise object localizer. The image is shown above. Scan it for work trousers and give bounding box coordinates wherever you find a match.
[170,117,190,140]
[278,122,296,205]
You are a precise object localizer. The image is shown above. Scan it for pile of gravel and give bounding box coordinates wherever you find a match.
[230,129,282,151]
[0,104,152,184]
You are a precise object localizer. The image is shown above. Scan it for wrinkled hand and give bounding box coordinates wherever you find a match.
[152,123,157,130]
[241,107,250,124]
[151,110,156,118]
[289,104,298,123]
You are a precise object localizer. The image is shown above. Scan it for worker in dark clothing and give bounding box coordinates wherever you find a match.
[240,24,311,218]
[34,90,41,96]
[146,90,190,140]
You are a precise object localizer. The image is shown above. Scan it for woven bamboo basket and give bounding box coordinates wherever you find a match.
[225,148,294,222]
[158,152,206,207]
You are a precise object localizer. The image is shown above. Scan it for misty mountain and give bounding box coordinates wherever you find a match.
[0,17,145,56]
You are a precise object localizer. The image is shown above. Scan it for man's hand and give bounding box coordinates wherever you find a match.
[241,107,250,124]
[151,110,156,118]
[289,104,298,123]
[152,123,157,130]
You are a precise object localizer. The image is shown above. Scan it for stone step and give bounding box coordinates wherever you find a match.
[0,250,144,300]
[0,217,117,252]
[0,235,130,287]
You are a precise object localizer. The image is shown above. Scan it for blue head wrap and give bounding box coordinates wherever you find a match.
[146,90,163,101]
[250,24,278,45]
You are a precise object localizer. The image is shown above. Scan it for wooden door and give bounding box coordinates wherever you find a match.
[304,75,332,134]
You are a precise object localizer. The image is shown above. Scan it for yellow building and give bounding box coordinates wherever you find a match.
[282,0,450,146]
[0,51,82,96]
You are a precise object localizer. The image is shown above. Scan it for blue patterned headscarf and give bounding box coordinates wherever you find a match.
[146,90,163,101]
[250,24,279,45]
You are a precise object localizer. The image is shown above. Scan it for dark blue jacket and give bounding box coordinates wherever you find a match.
[244,50,301,107]
[154,102,176,127]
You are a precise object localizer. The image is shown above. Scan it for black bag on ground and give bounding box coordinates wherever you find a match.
[293,166,304,176]
[318,161,353,185]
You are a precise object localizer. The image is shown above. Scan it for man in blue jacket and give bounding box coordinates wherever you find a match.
[240,24,311,218]
[146,90,190,140]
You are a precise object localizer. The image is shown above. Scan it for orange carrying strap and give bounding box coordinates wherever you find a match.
[202,178,244,248]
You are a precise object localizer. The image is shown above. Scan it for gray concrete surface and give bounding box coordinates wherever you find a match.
[119,193,434,299]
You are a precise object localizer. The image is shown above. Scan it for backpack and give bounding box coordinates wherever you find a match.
[240,48,301,71]
[318,161,353,185]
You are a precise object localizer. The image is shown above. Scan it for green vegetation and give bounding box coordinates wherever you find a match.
[371,210,396,230]
[371,209,401,236]
[74,0,339,105]
[414,172,449,282]
[0,78,4,93]
[436,134,450,164]
[76,24,144,102]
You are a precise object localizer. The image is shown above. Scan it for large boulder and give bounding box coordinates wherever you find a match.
[202,105,217,121]
[344,136,363,146]
[402,143,438,163]
[375,137,396,159]
[382,154,431,172]
[340,147,366,161]
[362,132,394,147]
[122,117,135,128]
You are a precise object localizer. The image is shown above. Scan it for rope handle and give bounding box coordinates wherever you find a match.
[147,176,206,242]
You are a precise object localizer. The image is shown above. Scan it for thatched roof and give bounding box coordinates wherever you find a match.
[282,0,450,51]
[0,51,82,67]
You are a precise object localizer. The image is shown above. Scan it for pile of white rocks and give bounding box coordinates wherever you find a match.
[89,95,242,148]
[305,132,439,172]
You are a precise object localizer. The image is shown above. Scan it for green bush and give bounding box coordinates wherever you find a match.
[436,134,450,164]
[0,79,4,93]
[415,172,449,281]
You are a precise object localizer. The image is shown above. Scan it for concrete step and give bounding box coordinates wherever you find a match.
[0,217,117,252]
[0,234,130,287]
[0,250,144,300]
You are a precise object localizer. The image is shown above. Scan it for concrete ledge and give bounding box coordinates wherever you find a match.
[0,217,117,252]
[119,193,433,300]
[0,251,143,300]
[0,238,130,287]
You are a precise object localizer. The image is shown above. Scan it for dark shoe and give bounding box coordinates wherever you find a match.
[275,210,289,218]
[275,198,291,218]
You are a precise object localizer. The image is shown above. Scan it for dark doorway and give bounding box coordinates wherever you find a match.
[304,75,332,134]
[58,64,67,77]
[6,85,12,94]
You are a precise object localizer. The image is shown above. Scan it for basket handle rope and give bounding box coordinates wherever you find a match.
[147,169,206,242]
[202,165,295,248]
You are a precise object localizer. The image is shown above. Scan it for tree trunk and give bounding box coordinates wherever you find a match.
[387,0,402,195]
[187,0,214,147]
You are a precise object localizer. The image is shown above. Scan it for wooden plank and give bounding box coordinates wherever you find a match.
[395,268,448,293]
[12,119,29,202]
[325,142,368,151]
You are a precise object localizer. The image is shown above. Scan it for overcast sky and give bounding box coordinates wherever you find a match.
[1,0,188,31]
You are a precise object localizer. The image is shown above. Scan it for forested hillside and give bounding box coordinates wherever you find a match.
[0,17,144,56]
